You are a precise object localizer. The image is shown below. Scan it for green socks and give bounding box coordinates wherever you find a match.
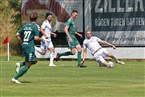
[59,51,82,65]
[14,66,29,79]
[77,52,82,65]
[60,51,73,56]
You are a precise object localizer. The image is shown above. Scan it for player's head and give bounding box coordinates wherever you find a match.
[85,30,92,39]
[29,12,38,22]
[71,10,78,19]
[45,12,53,22]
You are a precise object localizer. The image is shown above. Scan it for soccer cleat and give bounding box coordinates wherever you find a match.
[55,53,60,62]
[77,64,87,68]
[11,78,21,84]
[15,63,20,73]
[49,64,57,67]
[117,60,125,65]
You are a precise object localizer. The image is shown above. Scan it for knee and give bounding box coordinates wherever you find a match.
[49,48,55,53]
[71,50,76,55]
[41,51,46,55]
[78,49,82,52]
[31,59,38,65]
[71,52,76,55]
[77,46,82,52]
[35,59,38,63]
[106,52,113,56]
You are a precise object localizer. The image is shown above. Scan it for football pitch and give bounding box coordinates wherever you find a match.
[0,56,144,97]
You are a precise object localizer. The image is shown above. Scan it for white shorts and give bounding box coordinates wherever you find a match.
[40,40,54,51]
[93,48,109,65]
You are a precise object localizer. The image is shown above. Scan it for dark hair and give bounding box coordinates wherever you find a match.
[45,12,52,19]
[29,12,38,21]
[71,10,78,14]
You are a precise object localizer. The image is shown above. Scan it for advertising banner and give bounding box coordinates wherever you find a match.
[88,0,145,46]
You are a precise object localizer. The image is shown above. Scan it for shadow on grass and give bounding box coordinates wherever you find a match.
[21,81,32,83]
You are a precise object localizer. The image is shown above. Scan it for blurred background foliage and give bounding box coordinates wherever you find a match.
[0,0,22,56]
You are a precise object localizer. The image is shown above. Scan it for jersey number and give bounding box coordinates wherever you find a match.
[24,31,32,42]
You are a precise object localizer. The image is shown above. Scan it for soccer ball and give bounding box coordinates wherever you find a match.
[108,61,114,68]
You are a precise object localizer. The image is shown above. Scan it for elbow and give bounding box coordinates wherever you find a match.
[64,27,68,32]
[34,37,38,41]
[16,33,19,37]
[64,27,66,32]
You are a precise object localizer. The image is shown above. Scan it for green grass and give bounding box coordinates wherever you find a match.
[0,56,145,97]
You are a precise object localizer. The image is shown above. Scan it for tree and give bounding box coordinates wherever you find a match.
[0,0,22,55]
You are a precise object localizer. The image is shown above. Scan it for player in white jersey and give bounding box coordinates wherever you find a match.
[35,12,57,67]
[82,30,125,68]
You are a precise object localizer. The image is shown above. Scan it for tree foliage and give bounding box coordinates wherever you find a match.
[0,0,22,55]
[8,0,21,27]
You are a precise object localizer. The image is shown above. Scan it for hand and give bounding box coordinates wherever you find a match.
[41,38,45,42]
[53,33,57,37]
[81,60,85,64]
[45,35,48,39]
[112,45,116,49]
[78,34,82,38]
[69,37,72,42]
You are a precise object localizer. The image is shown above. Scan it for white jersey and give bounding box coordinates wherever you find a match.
[83,36,102,54]
[41,20,52,41]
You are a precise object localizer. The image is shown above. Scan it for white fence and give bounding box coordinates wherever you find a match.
[35,47,145,59]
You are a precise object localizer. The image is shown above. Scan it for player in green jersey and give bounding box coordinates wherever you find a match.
[55,10,86,68]
[11,12,44,84]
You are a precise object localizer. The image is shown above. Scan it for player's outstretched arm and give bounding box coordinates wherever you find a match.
[100,40,116,49]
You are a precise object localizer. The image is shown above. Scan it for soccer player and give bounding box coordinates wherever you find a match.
[55,10,86,68]
[82,30,125,68]
[11,12,44,84]
[35,12,57,67]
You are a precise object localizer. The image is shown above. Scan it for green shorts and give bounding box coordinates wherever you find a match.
[66,35,80,49]
[24,52,37,62]
[22,45,37,62]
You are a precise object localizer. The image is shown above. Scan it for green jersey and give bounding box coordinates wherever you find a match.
[65,18,76,35]
[18,23,39,52]
[65,18,80,48]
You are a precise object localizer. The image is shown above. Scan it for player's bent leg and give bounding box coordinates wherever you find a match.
[12,52,38,84]
[55,50,74,62]
[96,56,114,68]
[55,38,76,62]
[106,52,125,65]
[12,62,30,84]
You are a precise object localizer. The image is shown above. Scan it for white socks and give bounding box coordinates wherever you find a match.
[50,53,54,65]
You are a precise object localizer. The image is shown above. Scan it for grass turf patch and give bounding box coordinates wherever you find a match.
[0,56,144,97]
